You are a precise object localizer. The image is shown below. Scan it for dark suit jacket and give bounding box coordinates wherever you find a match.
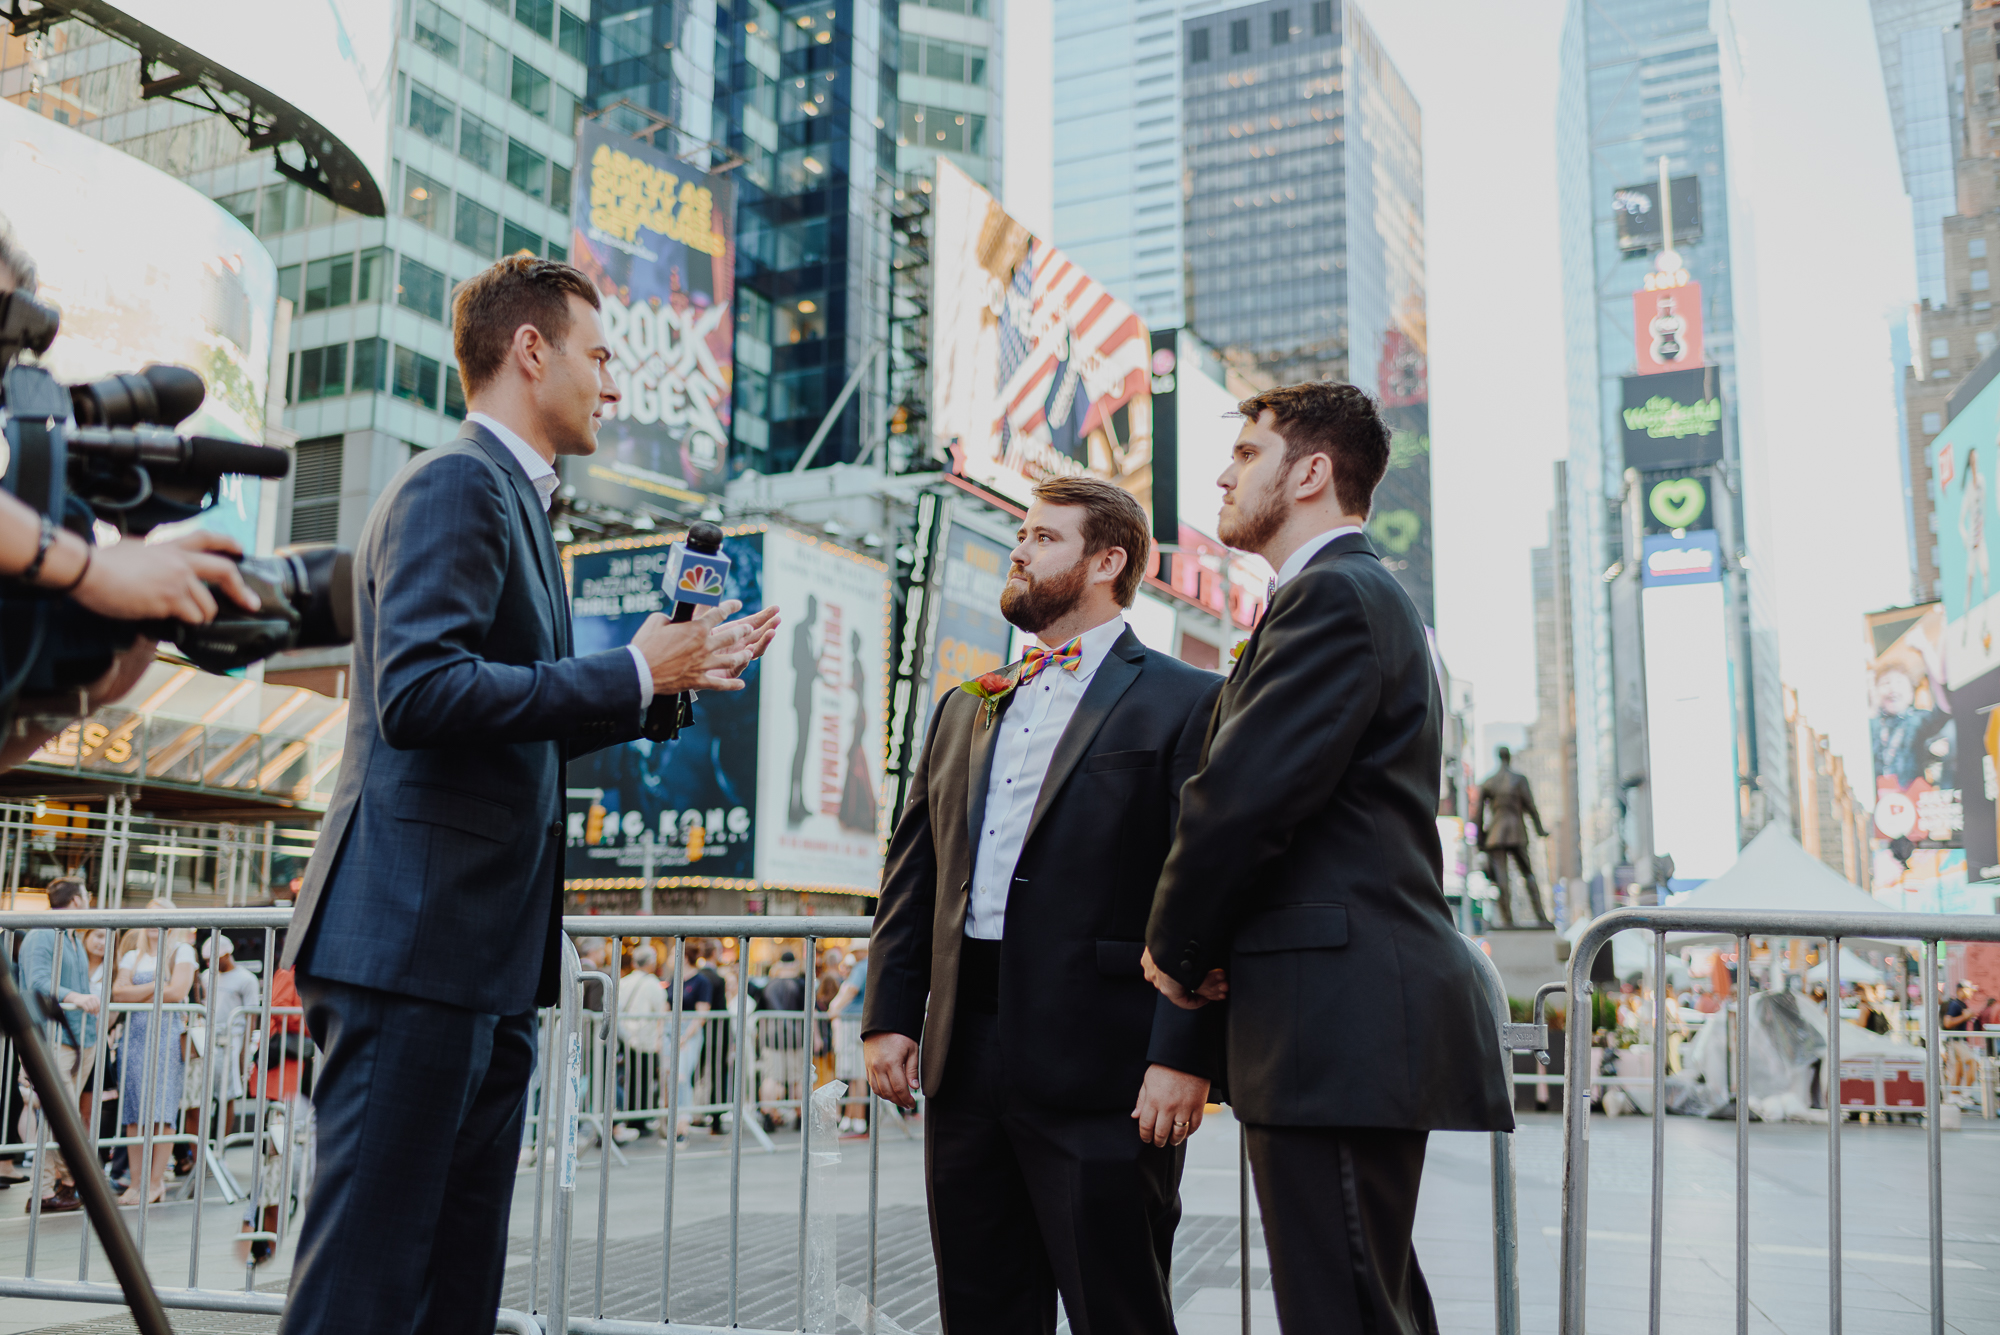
[863,627,1226,1109]
[282,423,643,1016]
[1146,534,1513,1132]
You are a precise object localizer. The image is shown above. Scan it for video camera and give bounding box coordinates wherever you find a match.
[0,289,353,695]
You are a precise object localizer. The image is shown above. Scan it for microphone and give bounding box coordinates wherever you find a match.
[641,521,731,741]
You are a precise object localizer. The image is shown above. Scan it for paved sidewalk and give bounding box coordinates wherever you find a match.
[8,1109,2000,1333]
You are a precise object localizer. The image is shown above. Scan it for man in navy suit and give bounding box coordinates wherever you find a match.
[278,257,777,1335]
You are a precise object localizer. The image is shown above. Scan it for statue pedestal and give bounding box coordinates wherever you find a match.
[1481,927,1562,1005]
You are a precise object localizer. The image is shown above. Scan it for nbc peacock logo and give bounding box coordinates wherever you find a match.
[679,563,725,597]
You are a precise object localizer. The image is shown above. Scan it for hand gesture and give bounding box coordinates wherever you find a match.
[631,600,781,695]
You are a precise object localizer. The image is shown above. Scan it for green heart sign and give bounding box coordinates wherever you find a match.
[1649,476,1706,530]
[1369,508,1421,554]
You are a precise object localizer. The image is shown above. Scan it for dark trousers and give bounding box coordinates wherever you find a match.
[925,1009,1183,1335]
[279,973,537,1335]
[1245,1125,1437,1335]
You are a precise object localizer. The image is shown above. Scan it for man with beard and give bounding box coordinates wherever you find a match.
[1142,382,1511,1334]
[864,476,1223,1335]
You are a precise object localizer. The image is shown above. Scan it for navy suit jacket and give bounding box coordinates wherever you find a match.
[282,423,643,1015]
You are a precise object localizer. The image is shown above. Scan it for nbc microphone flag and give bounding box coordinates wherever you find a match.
[664,542,732,607]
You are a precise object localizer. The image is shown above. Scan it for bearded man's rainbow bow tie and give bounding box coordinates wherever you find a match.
[1017,638,1083,686]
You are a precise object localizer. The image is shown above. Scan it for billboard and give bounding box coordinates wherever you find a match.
[1641,471,1710,535]
[562,532,765,886]
[1932,367,2000,689]
[1953,663,2000,881]
[1621,367,1724,471]
[1640,529,1738,877]
[0,101,276,552]
[929,521,1015,701]
[1865,603,1959,848]
[1372,325,1433,624]
[568,120,734,510]
[930,159,1154,517]
[1632,280,1704,375]
[106,1,394,213]
[754,527,891,893]
[1612,175,1703,253]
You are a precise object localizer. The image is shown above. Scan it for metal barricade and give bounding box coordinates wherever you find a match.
[1558,907,2000,1335]
[0,908,1539,1335]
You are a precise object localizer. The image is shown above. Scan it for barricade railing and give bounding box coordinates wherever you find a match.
[0,909,1538,1335]
[1558,907,2000,1335]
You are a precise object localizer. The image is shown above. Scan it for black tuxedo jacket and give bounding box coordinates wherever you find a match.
[1147,533,1513,1131]
[863,626,1226,1109]
[283,424,643,1015]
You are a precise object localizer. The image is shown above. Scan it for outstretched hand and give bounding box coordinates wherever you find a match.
[1142,947,1228,1010]
[631,599,781,694]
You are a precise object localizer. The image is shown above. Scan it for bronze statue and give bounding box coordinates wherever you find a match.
[1469,746,1553,928]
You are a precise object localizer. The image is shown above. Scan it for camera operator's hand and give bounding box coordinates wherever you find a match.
[630,599,781,695]
[71,531,260,623]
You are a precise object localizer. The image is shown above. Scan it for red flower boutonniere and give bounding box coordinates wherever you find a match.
[958,669,1018,729]
[1228,639,1249,678]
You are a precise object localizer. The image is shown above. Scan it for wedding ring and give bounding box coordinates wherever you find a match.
[1172,1119,1188,1127]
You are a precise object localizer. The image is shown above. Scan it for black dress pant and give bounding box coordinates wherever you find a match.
[279,972,538,1335]
[925,1008,1184,1335]
[1245,1124,1437,1335]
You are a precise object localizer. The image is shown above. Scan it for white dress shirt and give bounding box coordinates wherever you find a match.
[964,614,1128,940]
[1272,524,1365,590]
[469,411,653,711]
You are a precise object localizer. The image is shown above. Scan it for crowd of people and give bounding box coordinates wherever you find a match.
[4,879,310,1261]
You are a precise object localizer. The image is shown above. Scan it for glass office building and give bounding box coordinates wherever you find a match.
[1179,0,1432,620]
[591,0,895,472]
[1555,0,1788,885]
[1870,0,1963,311]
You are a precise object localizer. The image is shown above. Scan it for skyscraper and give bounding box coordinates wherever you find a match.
[1555,0,1789,887]
[1177,0,1431,620]
[1870,0,1963,310]
[601,0,897,472]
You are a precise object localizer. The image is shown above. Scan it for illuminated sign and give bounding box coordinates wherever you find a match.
[1621,367,1724,470]
[1613,176,1703,253]
[1632,280,1704,375]
[1646,475,1707,533]
[1641,529,1722,587]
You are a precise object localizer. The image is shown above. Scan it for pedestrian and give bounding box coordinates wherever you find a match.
[616,944,665,1140]
[272,257,776,1335]
[1944,979,1979,1030]
[756,950,806,1130]
[866,475,1224,1334]
[111,901,196,1206]
[14,876,100,1214]
[826,942,870,1130]
[200,936,260,1136]
[1143,381,1513,1333]
[676,940,721,1139]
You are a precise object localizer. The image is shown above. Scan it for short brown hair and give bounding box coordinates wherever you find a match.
[1031,475,1151,606]
[452,256,602,395]
[45,876,86,909]
[1236,381,1393,517]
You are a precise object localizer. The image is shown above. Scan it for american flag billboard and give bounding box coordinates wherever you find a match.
[929,160,1155,517]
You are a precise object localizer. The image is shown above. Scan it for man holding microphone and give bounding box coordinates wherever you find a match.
[277,257,776,1335]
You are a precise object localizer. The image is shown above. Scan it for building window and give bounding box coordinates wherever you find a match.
[276,264,301,310]
[923,0,986,13]
[398,256,449,320]
[409,82,455,145]
[464,30,510,96]
[258,182,307,237]
[775,295,827,344]
[290,436,344,544]
[352,337,389,394]
[295,343,349,401]
[600,9,652,63]
[515,0,555,40]
[444,366,468,421]
[1189,28,1210,62]
[507,139,549,200]
[1924,411,1943,433]
[551,162,573,208]
[357,247,392,302]
[1312,0,1333,34]
[907,38,986,85]
[547,240,568,262]
[1973,237,1989,259]
[511,57,551,118]
[1976,269,1992,292]
[412,0,461,62]
[897,104,986,154]
[1981,330,1997,357]
[394,345,442,408]
[558,8,587,62]
[1230,18,1249,53]
[459,112,505,176]
[1932,337,1951,360]
[1270,9,1290,43]
[217,189,257,231]
[402,167,452,233]
[304,254,355,312]
[455,197,501,257]
[503,220,546,257]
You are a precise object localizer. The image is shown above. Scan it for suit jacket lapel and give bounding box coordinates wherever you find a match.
[963,666,1019,852]
[465,426,570,657]
[1020,629,1144,849]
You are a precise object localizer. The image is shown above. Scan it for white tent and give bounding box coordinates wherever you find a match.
[1666,825,1887,916]
[1805,946,1887,986]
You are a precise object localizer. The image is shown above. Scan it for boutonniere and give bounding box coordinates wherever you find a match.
[958,669,1019,729]
[1227,639,1249,677]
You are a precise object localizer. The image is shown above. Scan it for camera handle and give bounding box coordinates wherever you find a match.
[0,959,172,1335]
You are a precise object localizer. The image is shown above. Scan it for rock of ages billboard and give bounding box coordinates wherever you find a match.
[568,120,734,509]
